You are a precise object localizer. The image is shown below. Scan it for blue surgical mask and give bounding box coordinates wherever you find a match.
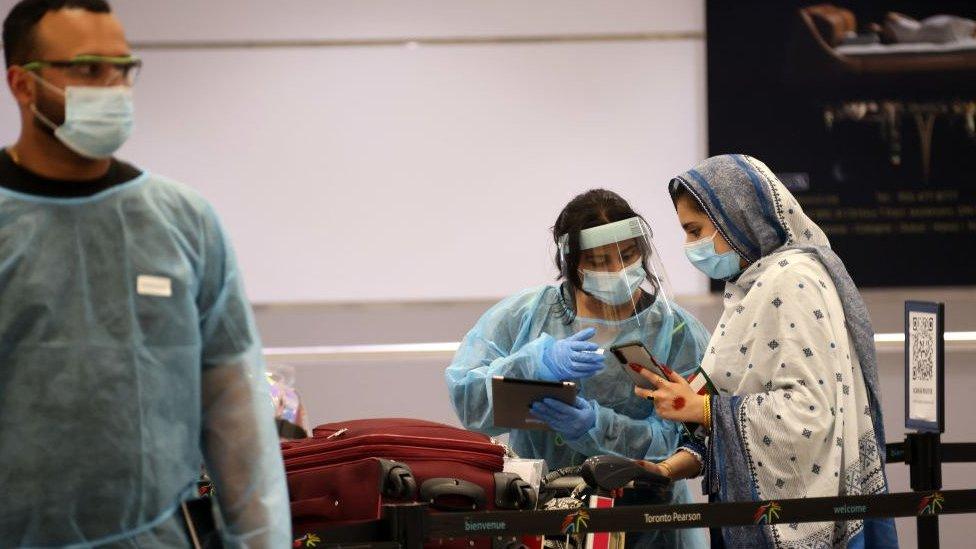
[684,231,743,280]
[581,262,646,305]
[31,75,134,159]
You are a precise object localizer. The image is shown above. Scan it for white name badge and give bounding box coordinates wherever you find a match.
[137,275,172,297]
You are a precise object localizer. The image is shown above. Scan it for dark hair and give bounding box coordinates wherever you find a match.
[668,179,704,213]
[3,0,111,67]
[551,189,657,321]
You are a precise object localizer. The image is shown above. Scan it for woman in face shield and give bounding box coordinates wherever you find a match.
[445,189,710,549]
[633,155,898,548]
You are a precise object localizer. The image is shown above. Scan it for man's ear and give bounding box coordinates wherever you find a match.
[7,66,38,109]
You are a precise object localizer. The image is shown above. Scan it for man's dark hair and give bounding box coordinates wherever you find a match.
[3,0,111,67]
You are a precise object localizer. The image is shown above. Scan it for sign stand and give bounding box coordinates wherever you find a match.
[904,300,945,548]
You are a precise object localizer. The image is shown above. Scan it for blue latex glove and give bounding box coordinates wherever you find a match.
[529,397,596,440]
[539,327,605,381]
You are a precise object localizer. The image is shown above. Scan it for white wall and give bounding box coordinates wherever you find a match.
[0,0,709,303]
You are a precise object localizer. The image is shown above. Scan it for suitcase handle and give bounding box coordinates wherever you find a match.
[419,478,487,511]
[494,472,537,510]
[377,459,417,500]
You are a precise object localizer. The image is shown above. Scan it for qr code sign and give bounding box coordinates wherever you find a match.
[910,312,937,382]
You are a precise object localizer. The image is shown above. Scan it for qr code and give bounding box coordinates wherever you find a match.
[910,313,936,382]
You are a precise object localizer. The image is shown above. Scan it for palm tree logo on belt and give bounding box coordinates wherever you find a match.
[753,502,782,524]
[561,509,590,534]
[918,493,945,515]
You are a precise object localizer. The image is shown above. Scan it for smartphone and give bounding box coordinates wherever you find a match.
[610,342,672,390]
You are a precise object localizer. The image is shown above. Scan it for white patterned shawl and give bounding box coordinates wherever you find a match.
[703,249,885,547]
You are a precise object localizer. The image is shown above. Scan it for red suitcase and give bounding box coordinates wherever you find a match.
[283,418,536,548]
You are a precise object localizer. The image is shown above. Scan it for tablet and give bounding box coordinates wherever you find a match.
[491,376,577,430]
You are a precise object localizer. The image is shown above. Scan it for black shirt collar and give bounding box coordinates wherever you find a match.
[0,148,142,198]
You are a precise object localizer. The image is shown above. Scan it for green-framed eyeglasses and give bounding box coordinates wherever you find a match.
[21,55,142,87]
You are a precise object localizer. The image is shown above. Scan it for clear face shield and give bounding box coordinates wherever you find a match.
[558,217,676,339]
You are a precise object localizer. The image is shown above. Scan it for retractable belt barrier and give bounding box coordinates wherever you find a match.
[886,441,976,464]
[306,489,976,547]
[425,489,976,538]
[299,441,976,549]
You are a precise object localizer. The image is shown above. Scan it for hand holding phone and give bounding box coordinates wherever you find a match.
[610,342,672,390]
[610,342,712,438]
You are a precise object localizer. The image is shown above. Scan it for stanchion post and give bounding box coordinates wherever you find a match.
[906,431,942,548]
[383,503,429,549]
[907,432,942,492]
[904,301,946,549]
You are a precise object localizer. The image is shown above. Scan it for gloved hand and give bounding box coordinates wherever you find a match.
[530,397,596,440]
[539,328,605,381]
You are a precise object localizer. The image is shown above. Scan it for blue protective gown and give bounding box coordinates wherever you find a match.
[446,285,710,548]
[0,173,290,547]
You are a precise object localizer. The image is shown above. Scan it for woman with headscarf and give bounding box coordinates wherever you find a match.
[634,155,898,548]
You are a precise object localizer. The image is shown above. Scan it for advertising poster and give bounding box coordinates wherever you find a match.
[707,1,976,286]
